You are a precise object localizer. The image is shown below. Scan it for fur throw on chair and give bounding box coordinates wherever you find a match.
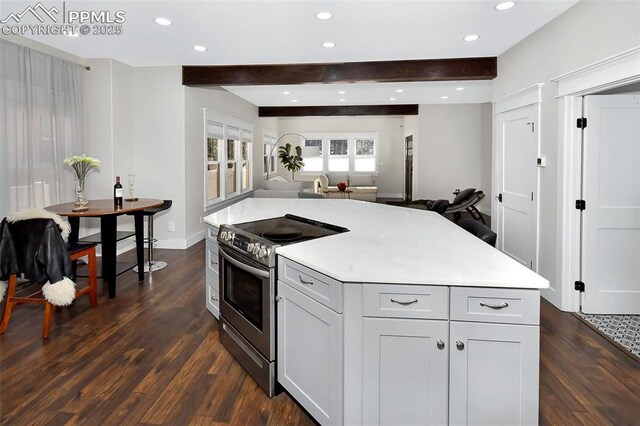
[0,210,76,306]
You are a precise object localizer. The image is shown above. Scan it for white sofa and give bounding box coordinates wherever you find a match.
[314,173,378,202]
[253,177,317,198]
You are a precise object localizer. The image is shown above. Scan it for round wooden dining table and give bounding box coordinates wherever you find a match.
[46,199,163,299]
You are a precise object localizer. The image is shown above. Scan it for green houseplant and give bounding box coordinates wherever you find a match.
[278,143,304,180]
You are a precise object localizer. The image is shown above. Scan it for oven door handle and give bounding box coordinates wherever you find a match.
[219,246,271,279]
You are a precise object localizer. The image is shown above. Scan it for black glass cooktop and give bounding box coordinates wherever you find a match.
[233,214,349,245]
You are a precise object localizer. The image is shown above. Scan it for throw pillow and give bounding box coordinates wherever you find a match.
[348,174,375,187]
[318,174,329,189]
[327,173,349,186]
[264,181,304,191]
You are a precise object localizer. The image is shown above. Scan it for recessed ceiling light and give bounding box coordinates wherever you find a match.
[322,41,336,48]
[396,89,404,93]
[283,91,290,95]
[390,97,397,101]
[337,90,346,94]
[441,96,449,99]
[464,34,479,42]
[456,87,464,91]
[292,99,298,103]
[339,99,346,102]
[154,17,172,26]
[193,45,207,52]
[315,11,333,20]
[495,1,516,11]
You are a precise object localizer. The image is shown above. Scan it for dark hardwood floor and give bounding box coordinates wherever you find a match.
[1,241,638,425]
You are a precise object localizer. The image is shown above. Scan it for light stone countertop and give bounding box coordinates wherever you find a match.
[204,198,549,289]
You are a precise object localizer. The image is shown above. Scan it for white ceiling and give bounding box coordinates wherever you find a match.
[9,0,579,106]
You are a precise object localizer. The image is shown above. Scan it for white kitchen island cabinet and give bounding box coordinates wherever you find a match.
[204,199,549,426]
[204,224,220,319]
[449,321,539,426]
[363,317,449,426]
[277,280,344,425]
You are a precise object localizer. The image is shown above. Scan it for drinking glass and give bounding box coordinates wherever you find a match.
[127,174,136,200]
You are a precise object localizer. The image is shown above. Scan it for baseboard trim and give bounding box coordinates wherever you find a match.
[378,192,404,199]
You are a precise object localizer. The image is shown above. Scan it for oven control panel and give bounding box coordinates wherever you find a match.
[219,228,274,264]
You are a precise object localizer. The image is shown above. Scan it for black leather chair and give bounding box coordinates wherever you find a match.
[457,218,497,247]
[445,188,486,223]
[133,200,172,273]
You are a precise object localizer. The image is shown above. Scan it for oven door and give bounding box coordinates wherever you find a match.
[219,245,274,361]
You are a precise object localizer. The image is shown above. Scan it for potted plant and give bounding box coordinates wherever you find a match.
[278,143,304,180]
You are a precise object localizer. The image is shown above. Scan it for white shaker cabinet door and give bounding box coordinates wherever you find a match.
[363,317,449,426]
[449,321,539,426]
[277,282,343,426]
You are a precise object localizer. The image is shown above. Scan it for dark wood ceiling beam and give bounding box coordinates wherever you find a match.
[259,105,419,117]
[182,57,496,86]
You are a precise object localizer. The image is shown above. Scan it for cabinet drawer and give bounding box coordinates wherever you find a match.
[206,239,219,278]
[278,258,342,313]
[363,284,449,319]
[450,287,540,325]
[206,276,220,319]
[206,225,218,242]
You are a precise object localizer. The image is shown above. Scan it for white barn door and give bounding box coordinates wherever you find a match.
[494,105,539,271]
[582,94,640,314]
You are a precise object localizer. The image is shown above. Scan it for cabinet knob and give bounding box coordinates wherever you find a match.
[436,340,445,350]
[275,295,282,302]
[456,340,465,351]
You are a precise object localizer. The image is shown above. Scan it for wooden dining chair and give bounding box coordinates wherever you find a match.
[0,218,98,338]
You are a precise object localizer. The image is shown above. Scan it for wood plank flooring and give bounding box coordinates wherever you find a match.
[1,241,638,425]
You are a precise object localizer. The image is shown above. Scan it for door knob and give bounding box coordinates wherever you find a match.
[456,340,465,351]
[436,340,445,350]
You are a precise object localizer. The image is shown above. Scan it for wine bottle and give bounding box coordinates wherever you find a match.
[114,176,123,207]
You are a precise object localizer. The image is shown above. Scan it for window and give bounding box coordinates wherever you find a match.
[263,133,277,176]
[302,139,323,172]
[204,114,253,209]
[241,131,252,190]
[355,138,376,172]
[300,133,378,174]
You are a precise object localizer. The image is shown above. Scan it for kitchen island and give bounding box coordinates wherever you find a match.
[205,198,549,426]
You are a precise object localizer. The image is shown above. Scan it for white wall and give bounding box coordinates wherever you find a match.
[480,103,492,214]
[416,104,490,202]
[184,86,265,245]
[493,0,640,310]
[132,66,185,247]
[277,116,406,197]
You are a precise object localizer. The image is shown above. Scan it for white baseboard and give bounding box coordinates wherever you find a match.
[155,229,206,250]
[377,192,404,199]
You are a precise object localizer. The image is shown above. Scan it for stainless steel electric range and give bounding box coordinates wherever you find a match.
[216,214,349,396]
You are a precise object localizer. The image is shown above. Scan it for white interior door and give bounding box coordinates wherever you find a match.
[582,94,640,314]
[495,105,539,270]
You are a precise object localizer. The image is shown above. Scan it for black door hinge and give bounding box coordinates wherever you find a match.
[577,117,587,128]
[498,193,503,203]
[575,281,585,292]
[576,200,586,210]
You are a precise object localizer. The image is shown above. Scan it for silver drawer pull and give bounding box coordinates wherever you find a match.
[211,295,218,302]
[480,301,509,310]
[298,275,314,285]
[390,298,418,306]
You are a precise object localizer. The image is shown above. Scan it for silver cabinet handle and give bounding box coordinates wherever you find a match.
[479,301,509,310]
[437,340,445,350]
[456,340,465,351]
[390,298,418,305]
[210,294,218,302]
[298,275,314,285]
[275,295,282,302]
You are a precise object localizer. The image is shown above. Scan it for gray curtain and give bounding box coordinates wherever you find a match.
[0,39,86,217]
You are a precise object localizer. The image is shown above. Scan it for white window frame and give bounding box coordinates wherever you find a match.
[300,132,379,175]
[203,109,253,210]
[263,131,277,177]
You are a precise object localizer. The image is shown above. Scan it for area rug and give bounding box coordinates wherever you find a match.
[576,313,640,361]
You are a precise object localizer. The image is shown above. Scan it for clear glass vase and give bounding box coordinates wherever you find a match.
[75,178,89,207]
